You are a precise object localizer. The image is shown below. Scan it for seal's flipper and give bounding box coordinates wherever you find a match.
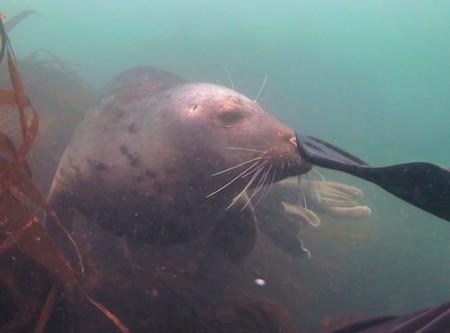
[295,133,450,222]
[325,301,450,333]
[209,195,257,262]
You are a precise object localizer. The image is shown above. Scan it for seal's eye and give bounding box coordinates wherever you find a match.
[217,110,243,127]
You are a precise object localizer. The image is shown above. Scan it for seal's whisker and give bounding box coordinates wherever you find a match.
[259,165,272,189]
[252,165,273,207]
[307,168,326,205]
[241,175,265,210]
[255,73,268,102]
[258,92,271,105]
[295,176,302,203]
[311,167,326,182]
[299,177,308,209]
[223,66,235,91]
[269,168,277,187]
[244,165,270,209]
[206,161,261,198]
[240,160,268,178]
[260,167,278,201]
[227,163,266,210]
[311,172,324,208]
[211,156,262,176]
[225,147,266,153]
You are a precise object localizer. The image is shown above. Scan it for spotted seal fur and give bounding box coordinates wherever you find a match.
[48,66,311,260]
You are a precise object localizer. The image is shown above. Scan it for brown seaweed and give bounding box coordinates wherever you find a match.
[4,10,38,33]
[0,14,128,333]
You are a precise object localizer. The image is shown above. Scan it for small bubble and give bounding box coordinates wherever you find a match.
[254,278,266,286]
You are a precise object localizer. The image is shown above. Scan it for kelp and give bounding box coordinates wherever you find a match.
[0,11,94,195]
[19,47,95,118]
[0,13,128,333]
[4,10,38,33]
[14,49,95,194]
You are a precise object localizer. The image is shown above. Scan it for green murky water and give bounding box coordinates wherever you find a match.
[2,1,449,331]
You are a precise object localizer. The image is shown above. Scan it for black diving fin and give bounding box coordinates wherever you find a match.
[295,133,450,222]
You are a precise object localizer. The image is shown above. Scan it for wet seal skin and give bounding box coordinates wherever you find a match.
[48,66,311,259]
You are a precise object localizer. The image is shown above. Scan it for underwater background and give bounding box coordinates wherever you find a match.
[2,0,449,331]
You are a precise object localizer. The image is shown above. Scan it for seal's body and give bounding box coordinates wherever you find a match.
[49,66,309,248]
[46,66,373,333]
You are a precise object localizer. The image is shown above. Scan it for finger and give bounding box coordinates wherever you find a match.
[319,205,371,219]
[318,181,363,198]
[282,203,321,227]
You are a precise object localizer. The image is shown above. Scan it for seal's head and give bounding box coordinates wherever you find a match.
[155,82,310,195]
[49,67,310,245]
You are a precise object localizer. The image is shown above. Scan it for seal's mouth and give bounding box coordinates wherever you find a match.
[297,160,313,175]
[205,133,312,210]
[289,136,298,146]
[291,135,313,174]
[273,154,312,182]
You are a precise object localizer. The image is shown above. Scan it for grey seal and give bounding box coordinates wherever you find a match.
[46,66,371,333]
[48,66,311,260]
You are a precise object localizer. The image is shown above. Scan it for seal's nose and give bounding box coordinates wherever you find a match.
[290,134,313,174]
[289,136,297,147]
[277,131,296,144]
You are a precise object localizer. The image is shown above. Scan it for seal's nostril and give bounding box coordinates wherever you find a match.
[289,136,297,147]
[279,132,296,143]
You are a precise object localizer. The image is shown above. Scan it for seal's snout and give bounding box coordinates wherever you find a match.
[287,133,312,174]
[276,130,294,142]
[289,136,297,147]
